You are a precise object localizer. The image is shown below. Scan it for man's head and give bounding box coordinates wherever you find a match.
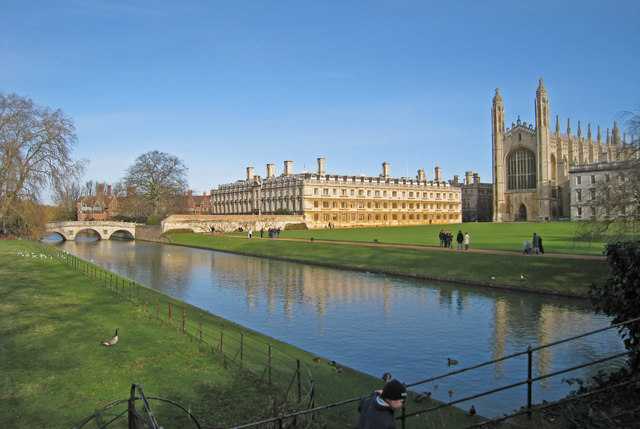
[381,379,407,409]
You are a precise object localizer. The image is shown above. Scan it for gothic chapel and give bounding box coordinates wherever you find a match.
[492,78,626,222]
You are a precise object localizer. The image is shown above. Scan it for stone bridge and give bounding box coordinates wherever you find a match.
[46,221,139,241]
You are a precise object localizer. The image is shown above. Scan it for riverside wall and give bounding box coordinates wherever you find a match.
[161,214,306,234]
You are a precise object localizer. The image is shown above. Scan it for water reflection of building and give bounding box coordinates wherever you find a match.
[207,254,425,319]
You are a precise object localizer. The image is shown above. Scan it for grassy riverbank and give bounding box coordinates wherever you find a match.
[168,229,610,297]
[1,240,479,428]
[233,222,614,255]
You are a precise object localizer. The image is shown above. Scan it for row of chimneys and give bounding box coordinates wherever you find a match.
[246,158,448,182]
[96,183,136,196]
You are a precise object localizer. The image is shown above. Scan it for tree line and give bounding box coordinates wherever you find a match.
[1,91,189,238]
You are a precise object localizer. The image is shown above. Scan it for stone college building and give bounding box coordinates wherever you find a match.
[211,158,461,228]
[492,78,628,222]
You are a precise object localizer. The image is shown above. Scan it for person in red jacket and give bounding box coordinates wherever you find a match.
[357,378,407,428]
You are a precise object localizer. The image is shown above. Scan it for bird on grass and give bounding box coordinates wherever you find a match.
[313,356,322,363]
[447,358,459,366]
[415,392,431,403]
[381,372,392,382]
[490,275,496,280]
[469,405,476,416]
[101,328,119,346]
[520,274,527,280]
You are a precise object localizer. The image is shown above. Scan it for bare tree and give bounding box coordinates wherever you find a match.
[83,180,96,196]
[0,92,85,237]
[51,178,83,221]
[111,181,126,197]
[579,107,640,241]
[122,150,188,216]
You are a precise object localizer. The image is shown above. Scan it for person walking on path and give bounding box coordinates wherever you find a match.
[456,230,464,250]
[439,230,445,247]
[248,229,252,239]
[358,379,407,429]
[532,233,540,255]
[210,226,215,236]
[464,232,470,250]
[538,235,544,254]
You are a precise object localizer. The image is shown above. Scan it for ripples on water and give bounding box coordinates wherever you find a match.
[50,238,624,418]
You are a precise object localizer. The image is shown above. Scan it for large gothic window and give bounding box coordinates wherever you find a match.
[507,148,536,190]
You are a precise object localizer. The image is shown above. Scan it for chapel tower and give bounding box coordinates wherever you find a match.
[492,78,624,222]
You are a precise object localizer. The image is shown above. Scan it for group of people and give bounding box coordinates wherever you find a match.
[255,227,280,239]
[523,232,544,254]
[439,229,470,250]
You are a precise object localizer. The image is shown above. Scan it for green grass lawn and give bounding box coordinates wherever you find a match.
[275,222,614,256]
[1,240,478,428]
[170,231,610,296]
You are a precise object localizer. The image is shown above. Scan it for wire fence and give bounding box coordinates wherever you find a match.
[38,243,315,428]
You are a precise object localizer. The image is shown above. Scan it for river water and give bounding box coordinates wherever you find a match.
[49,237,623,418]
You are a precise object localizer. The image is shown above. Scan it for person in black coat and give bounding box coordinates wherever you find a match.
[358,379,406,428]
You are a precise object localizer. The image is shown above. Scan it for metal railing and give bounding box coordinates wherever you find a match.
[40,243,315,428]
[75,383,201,429]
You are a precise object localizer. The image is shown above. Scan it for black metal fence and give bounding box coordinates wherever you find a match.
[39,243,315,428]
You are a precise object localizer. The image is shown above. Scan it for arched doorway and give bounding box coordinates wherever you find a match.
[517,204,527,221]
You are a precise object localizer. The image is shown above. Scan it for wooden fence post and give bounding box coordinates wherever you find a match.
[220,324,224,354]
[268,343,272,386]
[182,305,186,334]
[240,332,244,367]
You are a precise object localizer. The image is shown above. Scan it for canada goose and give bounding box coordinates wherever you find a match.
[520,274,527,280]
[447,358,459,366]
[313,356,322,363]
[381,372,392,382]
[469,405,476,416]
[329,360,337,366]
[414,392,431,403]
[101,328,119,346]
[334,366,343,373]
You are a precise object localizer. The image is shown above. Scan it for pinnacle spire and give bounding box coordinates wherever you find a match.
[536,77,547,96]
[493,87,502,104]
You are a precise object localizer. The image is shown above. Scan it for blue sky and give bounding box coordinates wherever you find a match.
[2,0,639,198]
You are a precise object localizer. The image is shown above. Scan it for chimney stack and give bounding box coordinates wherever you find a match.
[247,167,254,181]
[97,183,105,195]
[381,162,390,180]
[435,166,442,181]
[266,164,275,179]
[317,157,325,175]
[284,160,293,176]
[465,171,473,185]
[473,173,480,184]
[417,169,426,181]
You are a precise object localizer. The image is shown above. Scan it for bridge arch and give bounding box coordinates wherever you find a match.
[45,221,138,241]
